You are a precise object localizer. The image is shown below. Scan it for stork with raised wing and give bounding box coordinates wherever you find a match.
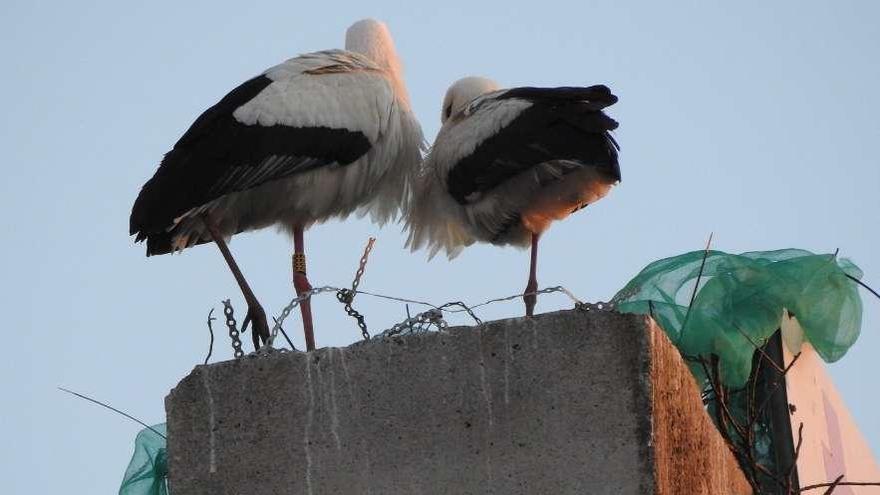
[130,19,424,351]
[407,76,620,316]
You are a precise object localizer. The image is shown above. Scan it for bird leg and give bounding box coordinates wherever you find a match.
[293,226,316,351]
[203,218,270,350]
[524,233,540,316]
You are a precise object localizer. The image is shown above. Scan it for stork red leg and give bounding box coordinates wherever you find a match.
[293,226,316,351]
[203,219,270,350]
[524,233,540,316]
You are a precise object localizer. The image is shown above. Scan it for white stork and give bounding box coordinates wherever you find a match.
[130,19,424,351]
[406,77,620,316]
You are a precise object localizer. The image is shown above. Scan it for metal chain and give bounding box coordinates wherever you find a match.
[574,300,617,312]
[376,286,591,339]
[350,237,375,297]
[377,308,448,338]
[222,299,244,359]
[337,238,376,341]
[337,289,370,340]
[256,283,589,350]
[265,286,341,348]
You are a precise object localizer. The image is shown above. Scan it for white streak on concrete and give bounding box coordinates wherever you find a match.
[339,348,373,495]
[338,347,356,402]
[200,367,217,474]
[304,358,315,495]
[503,326,511,406]
[477,330,494,427]
[476,329,495,489]
[327,350,342,450]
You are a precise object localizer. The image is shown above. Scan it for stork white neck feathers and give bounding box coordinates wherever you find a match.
[346,19,411,106]
[441,76,500,124]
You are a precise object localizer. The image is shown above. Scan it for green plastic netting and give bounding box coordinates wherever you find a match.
[119,424,168,495]
[613,249,863,387]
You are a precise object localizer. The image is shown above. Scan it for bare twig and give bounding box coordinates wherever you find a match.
[58,387,166,439]
[749,352,802,430]
[748,350,762,448]
[786,423,804,489]
[688,232,714,307]
[846,274,880,301]
[205,308,216,365]
[699,357,748,445]
[799,478,880,493]
[730,322,786,374]
[678,232,713,344]
[272,316,297,350]
[821,475,845,494]
[751,461,788,492]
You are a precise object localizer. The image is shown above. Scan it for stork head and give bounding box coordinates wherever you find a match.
[441,76,500,124]
[346,19,411,105]
[346,19,401,74]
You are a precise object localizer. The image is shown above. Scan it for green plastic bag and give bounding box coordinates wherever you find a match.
[119,424,168,495]
[613,249,863,387]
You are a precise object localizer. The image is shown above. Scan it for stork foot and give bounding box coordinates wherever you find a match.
[242,302,270,351]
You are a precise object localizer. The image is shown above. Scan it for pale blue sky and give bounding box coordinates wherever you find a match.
[1,1,878,492]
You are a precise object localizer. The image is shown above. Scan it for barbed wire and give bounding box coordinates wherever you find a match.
[376,308,448,338]
[218,283,591,354]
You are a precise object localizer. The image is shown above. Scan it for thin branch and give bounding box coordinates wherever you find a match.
[699,357,748,445]
[679,233,713,344]
[799,479,880,493]
[205,308,216,365]
[272,317,296,350]
[787,423,804,489]
[847,274,880,301]
[822,475,845,494]
[730,322,785,374]
[749,352,803,430]
[782,351,802,375]
[58,387,166,439]
[688,232,714,307]
[748,349,762,443]
[752,461,789,491]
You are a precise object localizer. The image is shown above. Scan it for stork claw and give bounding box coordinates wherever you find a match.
[242,303,269,351]
[242,312,251,334]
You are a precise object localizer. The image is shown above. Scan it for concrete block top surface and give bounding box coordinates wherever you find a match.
[166,308,747,495]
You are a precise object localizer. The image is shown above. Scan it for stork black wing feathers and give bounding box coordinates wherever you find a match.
[130,74,372,255]
[499,85,618,109]
[447,86,620,204]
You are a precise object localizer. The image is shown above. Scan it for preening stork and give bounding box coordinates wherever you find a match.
[407,77,620,316]
[130,19,424,351]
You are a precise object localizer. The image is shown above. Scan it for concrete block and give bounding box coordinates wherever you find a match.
[166,309,750,494]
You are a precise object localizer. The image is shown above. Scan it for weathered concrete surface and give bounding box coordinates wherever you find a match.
[648,319,753,494]
[167,309,750,494]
